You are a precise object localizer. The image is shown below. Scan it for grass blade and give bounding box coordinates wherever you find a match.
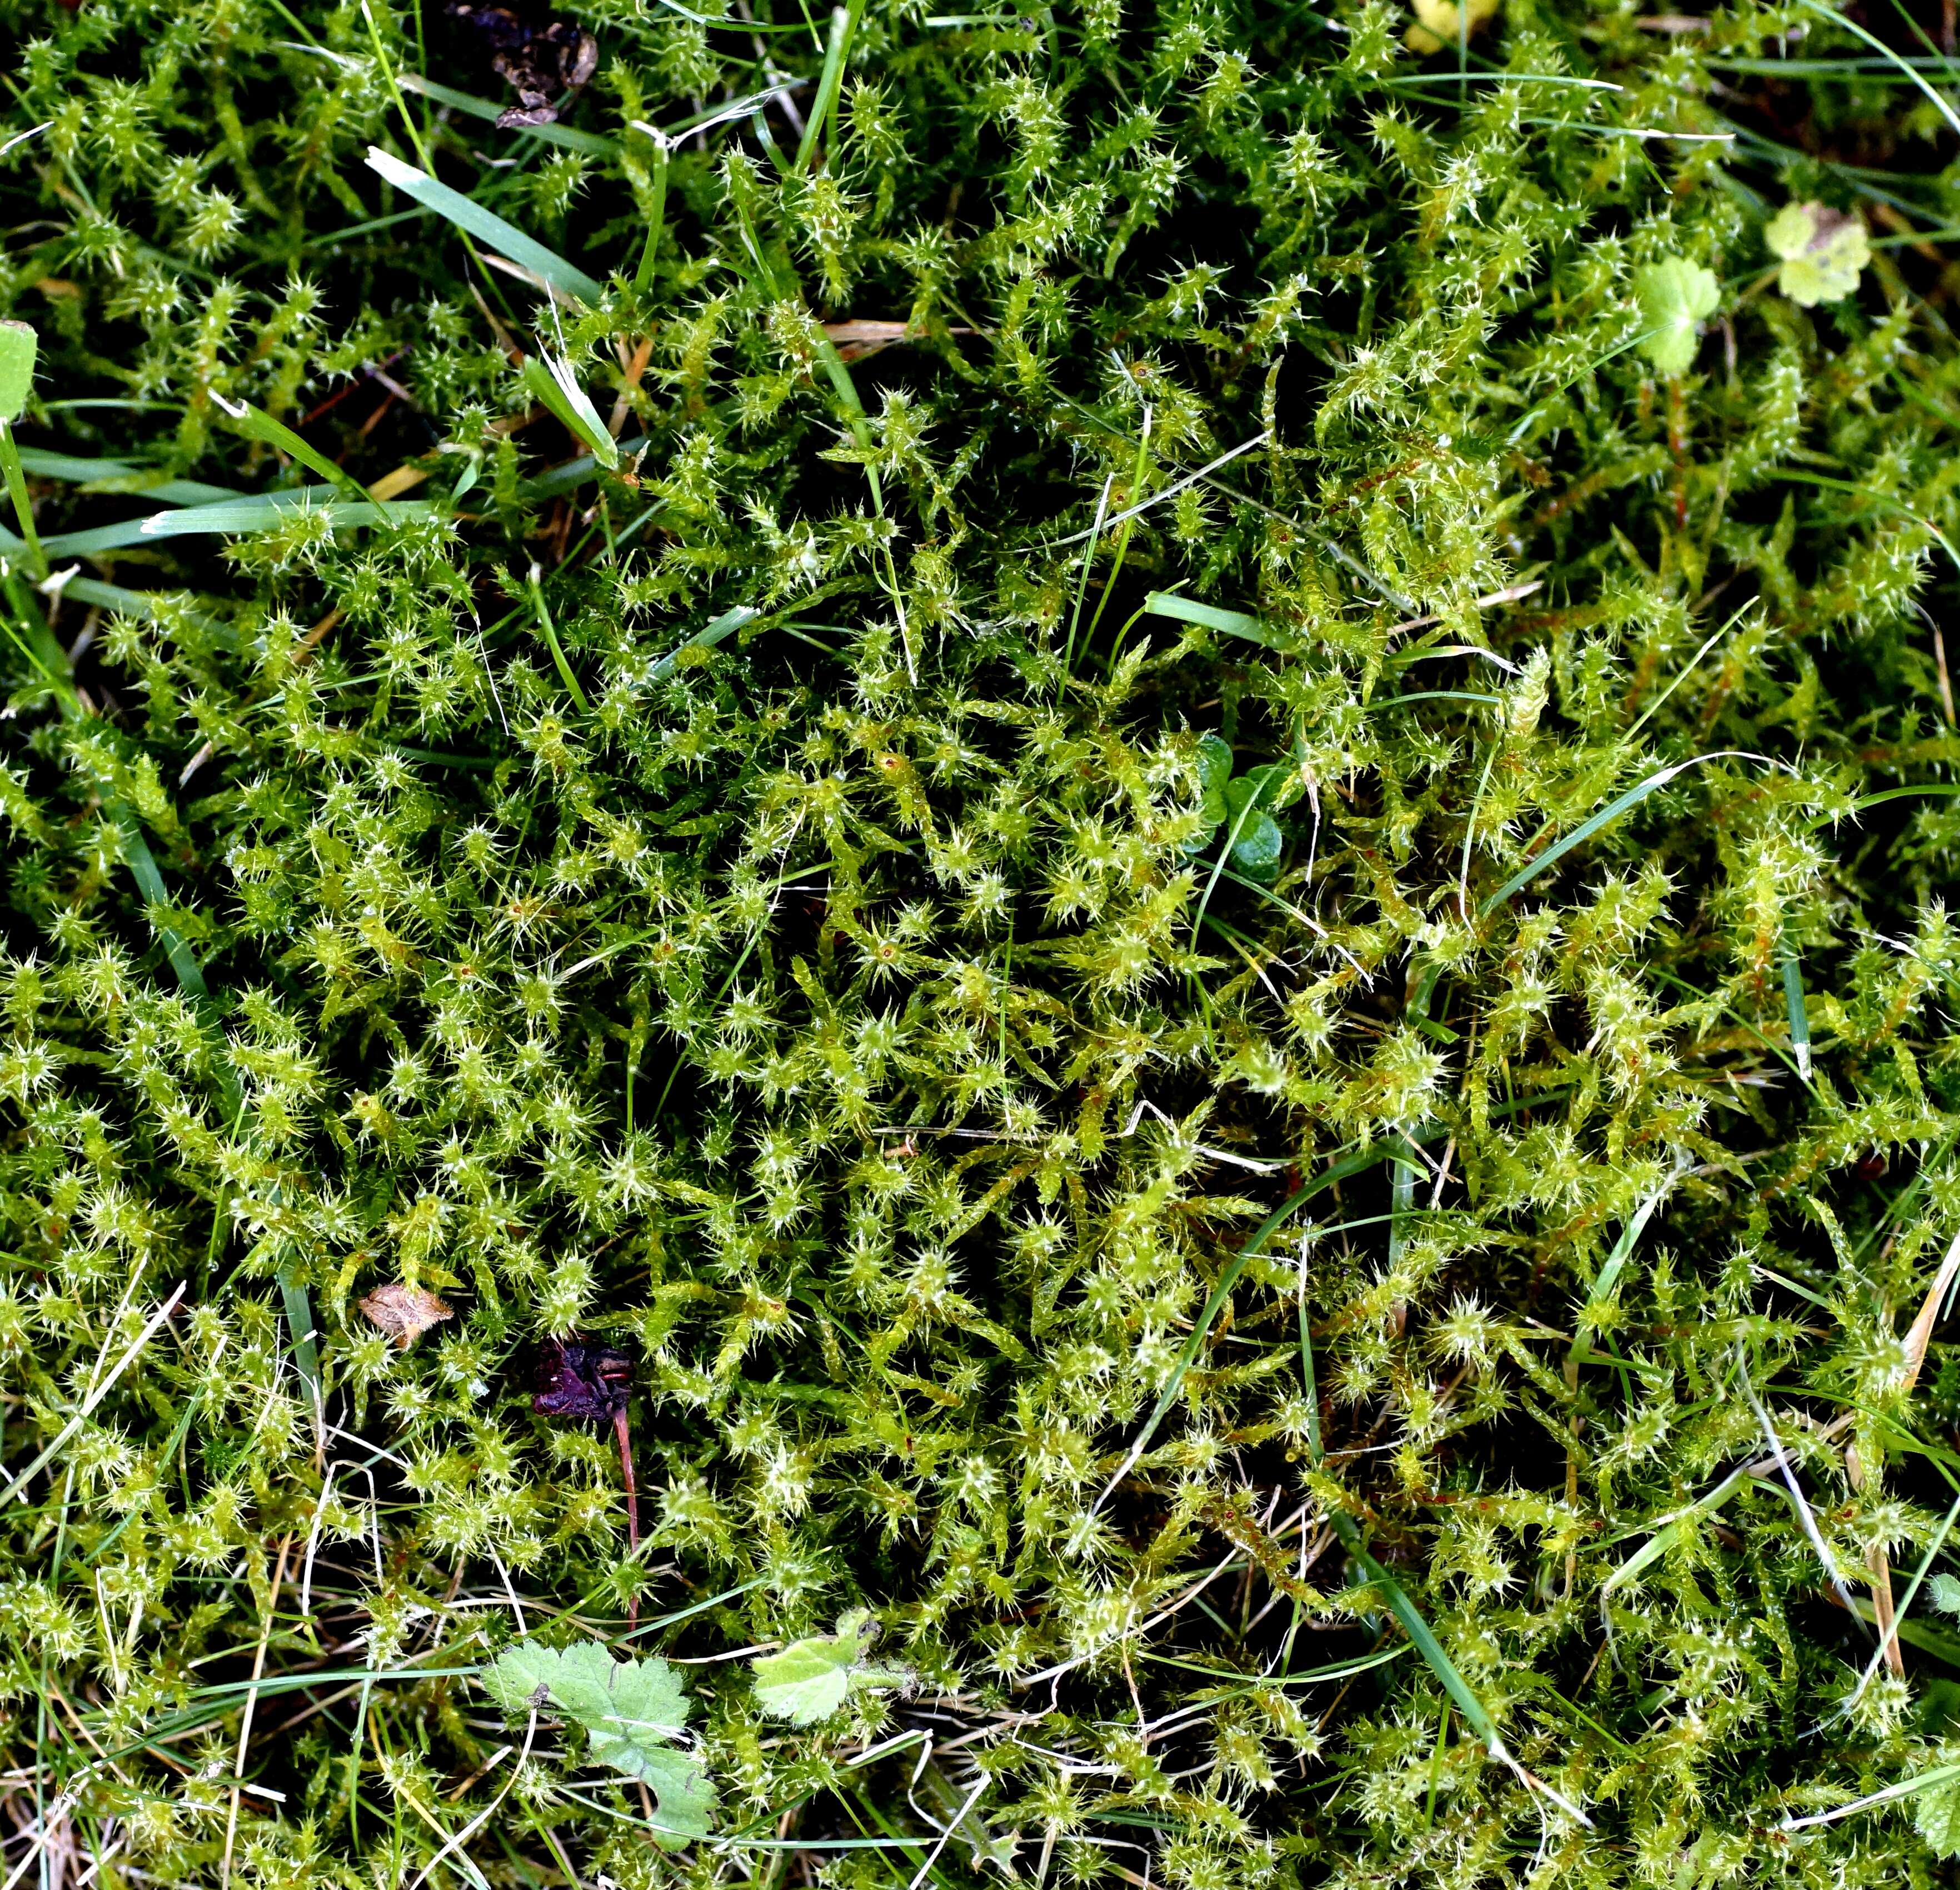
[650,604,760,683]
[1143,594,1299,651]
[34,492,430,555]
[1600,1466,1752,1600]
[0,1283,187,1509]
[631,128,672,295]
[1326,1510,1593,1824]
[1781,1760,1960,1833]
[1783,948,1812,1081]
[279,1272,324,1467]
[1321,1512,1499,1750]
[210,392,362,497]
[113,810,208,996]
[1824,782,1960,821]
[527,563,590,712]
[398,73,615,154]
[58,577,223,627]
[0,419,46,579]
[1093,1153,1402,1515]
[1793,0,1960,142]
[521,355,620,471]
[794,0,865,172]
[363,147,604,303]
[1480,752,1760,913]
[1569,1165,1679,1371]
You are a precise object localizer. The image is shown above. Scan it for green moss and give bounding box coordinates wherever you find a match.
[4,0,1960,1882]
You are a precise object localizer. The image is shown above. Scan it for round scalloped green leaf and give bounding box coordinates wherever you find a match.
[0,321,36,424]
[1632,258,1719,378]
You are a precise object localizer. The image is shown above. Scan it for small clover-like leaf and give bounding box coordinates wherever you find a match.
[1764,201,1869,307]
[481,1639,712,1844]
[1633,258,1720,377]
[1229,811,1284,878]
[752,1608,911,1725]
[1224,771,1285,879]
[0,321,36,425]
[1928,1572,1960,1616]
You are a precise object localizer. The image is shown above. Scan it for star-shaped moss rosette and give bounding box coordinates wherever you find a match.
[1764,201,1871,307]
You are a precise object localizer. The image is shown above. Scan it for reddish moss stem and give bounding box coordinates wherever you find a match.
[614,1404,639,1630]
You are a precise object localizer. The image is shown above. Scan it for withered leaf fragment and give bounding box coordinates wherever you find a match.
[447,2,599,130]
[534,1337,641,1622]
[534,1337,633,1422]
[360,1283,455,1349]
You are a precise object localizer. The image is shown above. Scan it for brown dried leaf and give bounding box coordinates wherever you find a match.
[1902,1230,1960,1393]
[821,320,976,361]
[360,1283,455,1349]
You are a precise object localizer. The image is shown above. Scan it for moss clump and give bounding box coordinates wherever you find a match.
[5,0,1960,1882]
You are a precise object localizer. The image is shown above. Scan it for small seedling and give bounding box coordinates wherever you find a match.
[751,1608,912,1723]
[1633,258,1720,377]
[1188,732,1284,881]
[481,1639,715,1841]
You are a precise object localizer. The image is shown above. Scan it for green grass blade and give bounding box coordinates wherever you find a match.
[1095,1154,1400,1512]
[1601,1466,1751,1597]
[36,492,431,555]
[363,147,604,303]
[1479,752,1759,913]
[60,578,223,626]
[0,1283,187,1510]
[1569,1168,1678,1371]
[650,605,760,683]
[0,421,46,579]
[1322,1510,1502,1753]
[1780,1759,1960,1833]
[1793,0,1960,141]
[280,1271,324,1464]
[1141,595,1284,642]
[526,564,591,712]
[113,810,208,996]
[1821,782,1960,822]
[1783,949,1812,1081]
[398,74,615,154]
[521,356,620,471]
[794,0,865,172]
[17,448,143,480]
[632,129,672,294]
[211,392,362,497]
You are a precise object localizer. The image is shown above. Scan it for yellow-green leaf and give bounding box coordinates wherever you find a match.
[751,1609,910,1724]
[1633,258,1719,377]
[0,321,36,424]
[1764,201,1870,307]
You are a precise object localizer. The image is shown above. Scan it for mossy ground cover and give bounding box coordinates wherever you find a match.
[7,0,1960,1881]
